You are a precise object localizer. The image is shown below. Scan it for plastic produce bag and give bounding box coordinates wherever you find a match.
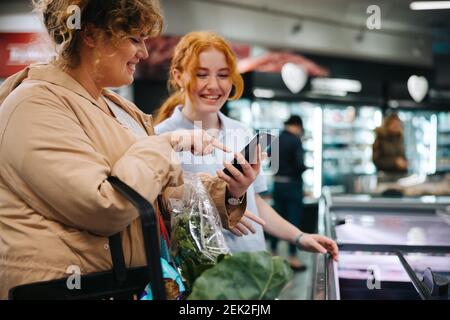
[169,172,230,288]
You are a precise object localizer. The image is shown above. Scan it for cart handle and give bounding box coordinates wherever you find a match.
[107,176,166,300]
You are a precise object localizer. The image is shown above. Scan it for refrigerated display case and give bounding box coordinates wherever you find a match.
[330,251,450,300]
[227,99,323,198]
[369,109,450,197]
[398,110,437,175]
[228,100,384,196]
[437,112,450,173]
[322,105,382,194]
[313,191,450,300]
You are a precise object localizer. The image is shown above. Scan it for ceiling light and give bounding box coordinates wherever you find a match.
[410,1,450,10]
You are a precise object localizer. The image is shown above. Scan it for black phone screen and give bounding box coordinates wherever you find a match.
[223,132,275,176]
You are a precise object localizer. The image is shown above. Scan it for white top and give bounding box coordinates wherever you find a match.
[105,97,147,138]
[155,106,268,253]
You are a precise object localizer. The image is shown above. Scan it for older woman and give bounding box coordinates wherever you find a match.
[0,0,259,299]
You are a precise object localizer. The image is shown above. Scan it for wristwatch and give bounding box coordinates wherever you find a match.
[226,193,246,206]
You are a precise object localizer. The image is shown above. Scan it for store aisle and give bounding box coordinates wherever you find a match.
[269,241,316,300]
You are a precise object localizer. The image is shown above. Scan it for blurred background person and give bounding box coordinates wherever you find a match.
[373,113,408,183]
[269,115,308,269]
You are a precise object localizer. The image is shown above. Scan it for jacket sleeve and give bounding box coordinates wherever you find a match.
[0,95,184,237]
[372,134,396,171]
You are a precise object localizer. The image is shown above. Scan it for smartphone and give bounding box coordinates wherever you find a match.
[223,132,275,176]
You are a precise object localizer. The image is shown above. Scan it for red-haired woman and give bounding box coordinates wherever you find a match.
[155,31,338,270]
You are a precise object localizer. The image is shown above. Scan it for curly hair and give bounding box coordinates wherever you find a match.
[33,0,163,68]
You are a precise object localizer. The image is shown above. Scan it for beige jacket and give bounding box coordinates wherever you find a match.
[0,63,245,299]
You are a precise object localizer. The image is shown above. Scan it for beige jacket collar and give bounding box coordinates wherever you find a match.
[0,63,155,134]
[1,63,127,111]
[29,63,109,110]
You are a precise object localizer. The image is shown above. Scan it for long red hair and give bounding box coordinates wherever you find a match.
[154,31,244,124]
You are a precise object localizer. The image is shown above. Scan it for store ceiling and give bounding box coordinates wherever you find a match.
[2,0,449,64]
[4,0,449,37]
[6,0,449,34]
[209,0,450,36]
[163,0,445,65]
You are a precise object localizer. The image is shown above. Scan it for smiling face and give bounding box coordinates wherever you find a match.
[179,48,233,114]
[94,34,149,88]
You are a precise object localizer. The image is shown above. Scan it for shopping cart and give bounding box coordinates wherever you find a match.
[8,176,167,300]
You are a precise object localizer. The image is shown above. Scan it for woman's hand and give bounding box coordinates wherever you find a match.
[229,210,266,237]
[216,145,262,198]
[161,129,230,155]
[297,233,339,262]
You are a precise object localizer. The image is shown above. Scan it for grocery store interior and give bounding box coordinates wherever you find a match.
[0,0,449,300]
